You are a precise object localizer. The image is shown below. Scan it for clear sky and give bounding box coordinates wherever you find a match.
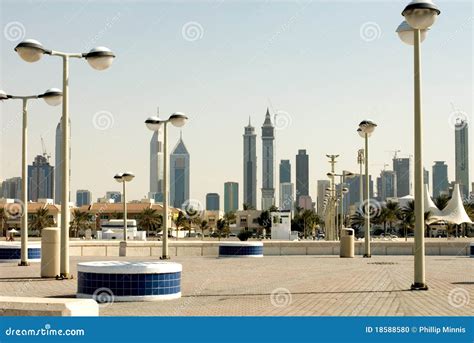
[0,0,472,208]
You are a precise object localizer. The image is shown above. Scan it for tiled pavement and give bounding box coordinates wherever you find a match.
[0,255,472,316]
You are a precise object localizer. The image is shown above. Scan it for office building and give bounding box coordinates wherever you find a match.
[224,182,239,213]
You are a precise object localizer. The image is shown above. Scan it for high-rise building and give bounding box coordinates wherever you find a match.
[316,180,330,215]
[393,157,411,197]
[1,177,22,199]
[206,193,220,211]
[378,170,397,201]
[261,108,275,210]
[28,155,54,201]
[76,189,92,207]
[295,149,309,204]
[455,119,469,198]
[170,134,190,209]
[279,182,294,211]
[432,161,449,198]
[243,118,257,209]
[424,168,429,185]
[54,118,71,204]
[105,191,121,203]
[149,130,164,202]
[298,195,313,210]
[343,173,374,213]
[224,182,239,213]
[279,160,291,183]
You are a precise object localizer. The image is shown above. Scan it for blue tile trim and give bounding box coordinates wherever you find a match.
[77,271,181,296]
[0,247,41,259]
[219,245,263,256]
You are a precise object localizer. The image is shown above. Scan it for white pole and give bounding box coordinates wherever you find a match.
[340,175,344,230]
[162,122,169,259]
[413,29,427,290]
[364,133,371,257]
[123,181,127,242]
[20,99,29,266]
[60,55,70,278]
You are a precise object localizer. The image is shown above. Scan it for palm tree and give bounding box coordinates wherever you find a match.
[137,208,162,237]
[172,211,187,240]
[434,194,450,210]
[199,219,209,239]
[216,218,229,241]
[400,201,432,239]
[350,211,365,236]
[70,209,92,237]
[29,208,53,235]
[0,208,7,238]
[384,201,401,234]
[224,211,236,224]
[243,203,255,210]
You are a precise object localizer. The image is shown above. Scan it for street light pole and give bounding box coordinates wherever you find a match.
[14,39,115,278]
[364,132,370,257]
[0,89,62,266]
[397,0,440,290]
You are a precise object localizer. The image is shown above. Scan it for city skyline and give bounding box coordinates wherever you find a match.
[0,0,472,208]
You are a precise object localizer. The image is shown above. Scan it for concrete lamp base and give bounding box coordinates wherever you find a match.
[411,283,429,291]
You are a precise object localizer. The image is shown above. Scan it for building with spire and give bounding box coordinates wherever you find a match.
[243,117,257,209]
[54,118,71,205]
[261,108,275,210]
[170,133,190,209]
[149,130,164,202]
[455,119,469,198]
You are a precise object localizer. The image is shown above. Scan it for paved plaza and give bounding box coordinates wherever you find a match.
[0,255,472,316]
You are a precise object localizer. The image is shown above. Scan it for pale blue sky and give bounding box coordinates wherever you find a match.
[0,0,472,207]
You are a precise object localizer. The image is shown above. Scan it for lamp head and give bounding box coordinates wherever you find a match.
[14,39,49,63]
[0,90,7,101]
[145,116,163,131]
[114,173,124,182]
[396,20,429,45]
[358,120,377,136]
[122,172,135,182]
[169,112,188,127]
[84,47,115,70]
[326,172,335,177]
[402,0,440,30]
[39,88,62,106]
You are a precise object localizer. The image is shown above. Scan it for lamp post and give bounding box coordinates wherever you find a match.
[357,120,377,257]
[145,112,188,259]
[0,88,62,266]
[357,149,364,208]
[325,155,339,240]
[327,171,354,234]
[14,39,115,278]
[114,172,135,256]
[397,0,440,290]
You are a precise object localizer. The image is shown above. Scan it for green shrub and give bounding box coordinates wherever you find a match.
[237,230,252,241]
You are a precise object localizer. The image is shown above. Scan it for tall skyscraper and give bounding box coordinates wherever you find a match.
[317,180,330,215]
[149,130,164,202]
[424,168,429,185]
[295,149,309,205]
[54,118,71,204]
[28,155,54,201]
[455,119,469,198]
[378,170,397,201]
[243,118,257,209]
[170,134,190,209]
[76,189,92,207]
[224,182,239,213]
[393,157,411,197]
[261,108,275,210]
[432,161,449,198]
[279,182,294,211]
[1,177,22,199]
[105,191,121,203]
[279,160,291,183]
[206,193,220,211]
[344,173,374,213]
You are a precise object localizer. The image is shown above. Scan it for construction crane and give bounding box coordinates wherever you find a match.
[386,149,401,160]
[40,136,51,162]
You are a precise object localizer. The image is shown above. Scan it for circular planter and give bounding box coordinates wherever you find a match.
[77,261,182,302]
[0,243,41,263]
[218,241,263,258]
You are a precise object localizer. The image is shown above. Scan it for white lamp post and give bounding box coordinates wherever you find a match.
[14,39,115,278]
[0,88,62,266]
[114,172,135,256]
[357,120,377,257]
[397,0,440,290]
[145,112,188,259]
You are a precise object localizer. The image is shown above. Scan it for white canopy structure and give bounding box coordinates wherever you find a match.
[426,184,472,225]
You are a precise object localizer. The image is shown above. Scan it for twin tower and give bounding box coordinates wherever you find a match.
[243,108,275,210]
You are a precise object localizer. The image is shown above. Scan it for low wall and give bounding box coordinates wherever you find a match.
[0,296,99,316]
[68,240,472,257]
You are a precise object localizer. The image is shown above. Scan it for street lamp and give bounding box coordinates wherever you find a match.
[397,0,440,290]
[145,112,188,259]
[114,172,135,256]
[15,39,115,278]
[328,171,354,235]
[357,120,377,257]
[0,88,62,266]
